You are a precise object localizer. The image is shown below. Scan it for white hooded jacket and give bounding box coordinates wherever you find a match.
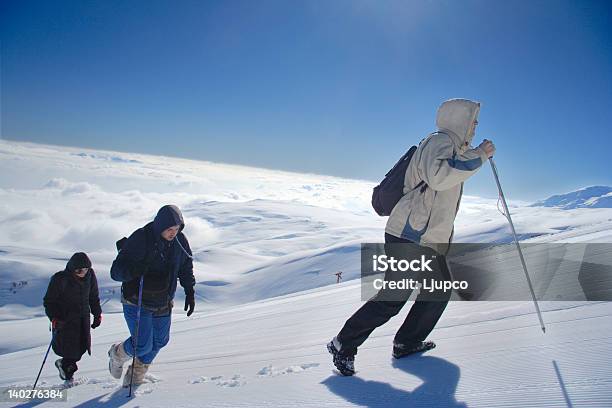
[385,98,489,254]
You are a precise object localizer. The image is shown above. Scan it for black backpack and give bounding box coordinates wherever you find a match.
[371,145,425,216]
[115,224,153,253]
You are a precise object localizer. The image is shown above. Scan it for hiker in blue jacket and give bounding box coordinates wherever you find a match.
[108,205,196,386]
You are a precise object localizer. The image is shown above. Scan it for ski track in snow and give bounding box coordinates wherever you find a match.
[188,374,246,387]
[187,363,320,388]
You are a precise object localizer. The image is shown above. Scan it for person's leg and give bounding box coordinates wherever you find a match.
[138,312,171,364]
[394,255,452,346]
[122,312,171,386]
[336,300,406,355]
[122,303,154,360]
[61,358,79,380]
[393,300,448,345]
[335,233,416,354]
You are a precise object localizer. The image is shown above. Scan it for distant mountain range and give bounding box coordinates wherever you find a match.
[531,186,612,209]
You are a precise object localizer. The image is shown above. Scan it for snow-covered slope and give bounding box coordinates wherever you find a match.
[0,140,611,407]
[531,185,612,209]
[1,283,611,407]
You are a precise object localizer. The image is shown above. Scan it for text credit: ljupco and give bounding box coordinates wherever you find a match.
[371,255,468,292]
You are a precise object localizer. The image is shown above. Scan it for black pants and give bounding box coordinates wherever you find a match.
[336,233,452,355]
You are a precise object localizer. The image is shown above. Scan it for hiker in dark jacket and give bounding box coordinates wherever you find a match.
[43,252,102,381]
[108,204,196,386]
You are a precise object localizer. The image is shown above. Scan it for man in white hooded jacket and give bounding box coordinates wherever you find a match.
[328,98,496,376]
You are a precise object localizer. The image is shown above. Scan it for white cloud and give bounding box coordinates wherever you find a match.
[0,139,611,322]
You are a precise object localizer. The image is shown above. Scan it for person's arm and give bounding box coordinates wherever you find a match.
[110,229,147,282]
[419,134,489,191]
[43,274,62,321]
[177,234,196,292]
[177,234,196,316]
[89,269,102,317]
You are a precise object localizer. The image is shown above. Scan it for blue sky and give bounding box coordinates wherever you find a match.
[1,0,611,201]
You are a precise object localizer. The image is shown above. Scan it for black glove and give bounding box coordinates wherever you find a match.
[184,290,195,317]
[91,314,102,329]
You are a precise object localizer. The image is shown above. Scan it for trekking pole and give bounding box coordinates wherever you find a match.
[128,275,144,397]
[489,157,546,333]
[33,328,55,390]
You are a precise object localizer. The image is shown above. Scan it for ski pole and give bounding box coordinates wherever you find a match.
[33,329,55,390]
[128,275,144,397]
[489,157,546,333]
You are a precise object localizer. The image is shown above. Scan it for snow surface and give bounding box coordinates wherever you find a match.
[0,140,611,407]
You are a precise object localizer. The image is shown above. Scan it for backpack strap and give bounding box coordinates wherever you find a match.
[412,132,439,193]
[413,131,453,193]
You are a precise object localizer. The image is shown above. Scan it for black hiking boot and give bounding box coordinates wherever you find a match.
[55,359,68,380]
[327,337,355,376]
[392,340,436,359]
[55,358,77,380]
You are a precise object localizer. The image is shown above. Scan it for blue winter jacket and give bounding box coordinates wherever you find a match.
[110,205,195,310]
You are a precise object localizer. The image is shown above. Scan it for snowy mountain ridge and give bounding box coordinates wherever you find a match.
[531,185,612,209]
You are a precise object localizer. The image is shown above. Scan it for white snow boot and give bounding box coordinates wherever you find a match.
[108,342,130,379]
[122,357,150,387]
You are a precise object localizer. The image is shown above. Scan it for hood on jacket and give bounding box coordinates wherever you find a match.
[436,98,480,151]
[66,252,92,273]
[153,205,185,236]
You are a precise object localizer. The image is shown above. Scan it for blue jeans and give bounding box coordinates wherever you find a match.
[122,304,171,364]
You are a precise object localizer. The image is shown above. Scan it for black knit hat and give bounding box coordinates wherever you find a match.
[66,252,92,272]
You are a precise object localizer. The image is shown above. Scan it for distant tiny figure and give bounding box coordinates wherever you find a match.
[43,252,102,382]
[335,271,343,284]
